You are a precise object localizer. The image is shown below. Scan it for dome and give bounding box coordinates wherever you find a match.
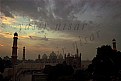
[49,51,57,63]
[58,54,63,59]
[49,51,57,59]
[112,39,116,41]
[50,51,56,57]
[42,54,47,59]
[14,32,18,36]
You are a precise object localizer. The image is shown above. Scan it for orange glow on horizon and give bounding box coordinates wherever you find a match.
[1,16,16,25]
[0,44,4,47]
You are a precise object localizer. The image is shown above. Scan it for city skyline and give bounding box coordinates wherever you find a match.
[0,0,121,60]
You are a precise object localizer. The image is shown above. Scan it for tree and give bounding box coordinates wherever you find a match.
[0,57,5,73]
[86,45,121,81]
[74,69,89,81]
[43,62,74,81]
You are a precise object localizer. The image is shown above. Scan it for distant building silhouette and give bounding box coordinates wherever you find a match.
[49,51,57,63]
[112,39,117,51]
[38,54,40,60]
[35,54,41,63]
[22,47,25,61]
[65,52,81,69]
[58,53,63,63]
[11,32,18,65]
[75,42,79,57]
[65,53,74,65]
[42,54,47,63]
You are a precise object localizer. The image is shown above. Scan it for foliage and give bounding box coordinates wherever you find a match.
[86,45,121,81]
[43,62,74,81]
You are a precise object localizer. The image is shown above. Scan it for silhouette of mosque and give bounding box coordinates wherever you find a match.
[22,47,25,61]
[34,51,81,68]
[2,32,120,81]
[11,32,18,65]
[112,38,117,51]
[35,51,64,64]
[11,32,117,69]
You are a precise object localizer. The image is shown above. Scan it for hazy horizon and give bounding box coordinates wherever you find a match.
[0,0,121,60]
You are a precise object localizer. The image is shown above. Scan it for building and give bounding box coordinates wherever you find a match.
[58,54,63,63]
[112,39,117,51]
[11,32,18,65]
[42,54,47,63]
[65,53,81,69]
[49,51,57,63]
[23,47,26,61]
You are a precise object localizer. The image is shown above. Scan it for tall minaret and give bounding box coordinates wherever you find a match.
[80,53,81,67]
[75,42,78,57]
[64,54,66,60]
[76,48,79,57]
[112,39,117,51]
[23,47,25,61]
[38,54,40,60]
[11,32,18,65]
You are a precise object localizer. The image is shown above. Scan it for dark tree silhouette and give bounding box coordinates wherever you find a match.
[3,59,12,68]
[0,74,4,81]
[0,57,5,73]
[0,57,12,81]
[86,45,121,81]
[43,61,74,81]
[74,69,89,81]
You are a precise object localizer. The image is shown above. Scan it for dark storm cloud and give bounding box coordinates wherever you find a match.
[1,0,121,60]
[1,0,121,19]
[1,0,121,31]
[0,0,38,18]
[1,8,14,18]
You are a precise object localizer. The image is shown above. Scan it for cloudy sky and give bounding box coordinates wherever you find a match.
[0,0,121,60]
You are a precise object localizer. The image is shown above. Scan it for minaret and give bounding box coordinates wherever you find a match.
[76,48,79,57]
[64,54,66,60]
[11,32,18,65]
[80,53,81,67]
[38,54,40,60]
[23,47,25,61]
[112,39,117,51]
[75,42,78,57]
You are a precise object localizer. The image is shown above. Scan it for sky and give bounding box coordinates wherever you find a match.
[0,0,121,60]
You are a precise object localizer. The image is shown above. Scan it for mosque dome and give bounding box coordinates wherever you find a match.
[14,32,18,36]
[58,54,63,59]
[49,51,57,59]
[42,54,47,59]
